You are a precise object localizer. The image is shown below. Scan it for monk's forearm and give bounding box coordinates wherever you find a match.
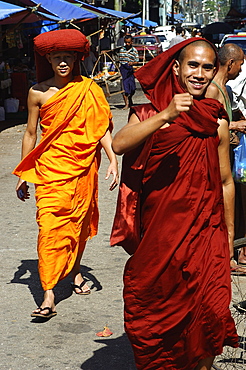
[112,93,193,155]
[112,111,169,155]
[229,120,246,132]
[100,130,118,164]
[222,180,235,257]
[21,131,37,159]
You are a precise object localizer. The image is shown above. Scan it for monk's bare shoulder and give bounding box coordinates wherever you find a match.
[29,78,58,107]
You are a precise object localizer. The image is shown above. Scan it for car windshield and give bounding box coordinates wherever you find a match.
[224,39,246,53]
[156,35,167,41]
[134,37,157,45]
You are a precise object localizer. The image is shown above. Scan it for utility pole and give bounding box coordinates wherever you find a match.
[142,0,146,27]
[114,0,122,11]
[171,0,175,25]
[114,0,122,47]
[159,0,167,26]
[146,0,149,20]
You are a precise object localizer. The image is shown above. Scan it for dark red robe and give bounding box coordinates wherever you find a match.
[111,38,238,369]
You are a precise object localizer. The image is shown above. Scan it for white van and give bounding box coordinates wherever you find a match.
[154,26,175,41]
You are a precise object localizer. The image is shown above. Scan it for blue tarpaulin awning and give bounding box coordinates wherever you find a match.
[19,0,97,21]
[0,0,63,25]
[125,17,158,28]
[97,7,137,19]
[65,1,124,18]
[0,1,27,20]
[167,13,185,21]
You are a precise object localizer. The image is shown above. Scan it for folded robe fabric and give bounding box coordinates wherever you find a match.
[13,76,112,290]
[110,38,238,369]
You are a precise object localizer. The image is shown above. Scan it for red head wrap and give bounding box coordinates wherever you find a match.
[135,37,219,112]
[34,29,90,82]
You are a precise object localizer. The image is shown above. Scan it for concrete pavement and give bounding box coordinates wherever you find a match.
[1,80,244,370]
[0,84,148,370]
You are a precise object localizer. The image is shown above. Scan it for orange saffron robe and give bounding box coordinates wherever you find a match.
[13,76,112,290]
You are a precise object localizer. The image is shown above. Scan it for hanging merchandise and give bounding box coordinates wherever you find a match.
[6,30,16,48]
[15,30,23,49]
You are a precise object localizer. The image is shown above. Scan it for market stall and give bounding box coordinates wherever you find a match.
[91,50,124,98]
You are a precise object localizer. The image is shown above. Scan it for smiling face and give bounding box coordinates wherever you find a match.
[46,51,77,78]
[173,43,217,97]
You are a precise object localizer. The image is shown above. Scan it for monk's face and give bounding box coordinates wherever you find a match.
[173,44,216,97]
[46,51,77,77]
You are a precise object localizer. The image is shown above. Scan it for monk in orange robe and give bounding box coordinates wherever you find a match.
[111,39,238,369]
[13,29,118,319]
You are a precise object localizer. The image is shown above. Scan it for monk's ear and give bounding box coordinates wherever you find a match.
[173,60,180,76]
[46,53,51,63]
[227,59,234,71]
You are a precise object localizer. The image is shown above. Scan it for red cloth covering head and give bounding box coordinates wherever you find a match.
[135,37,219,112]
[34,29,90,82]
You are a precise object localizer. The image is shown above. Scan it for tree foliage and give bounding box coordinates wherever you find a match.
[122,0,143,13]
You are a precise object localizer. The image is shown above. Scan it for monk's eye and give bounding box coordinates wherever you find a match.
[188,62,198,68]
[203,65,214,71]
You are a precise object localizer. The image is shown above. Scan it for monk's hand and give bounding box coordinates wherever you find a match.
[16,179,30,201]
[105,162,119,191]
[163,93,193,122]
[229,120,246,133]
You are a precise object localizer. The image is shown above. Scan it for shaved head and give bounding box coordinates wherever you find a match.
[178,40,216,65]
[218,43,244,65]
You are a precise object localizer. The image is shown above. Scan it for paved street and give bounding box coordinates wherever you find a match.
[1,80,245,370]
[0,82,148,370]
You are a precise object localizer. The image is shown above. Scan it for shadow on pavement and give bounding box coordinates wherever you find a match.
[81,333,136,370]
[0,111,27,132]
[110,102,147,110]
[9,260,102,309]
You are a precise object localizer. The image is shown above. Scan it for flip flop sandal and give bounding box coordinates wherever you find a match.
[233,300,246,314]
[31,306,57,319]
[238,261,246,266]
[231,266,246,275]
[71,280,91,295]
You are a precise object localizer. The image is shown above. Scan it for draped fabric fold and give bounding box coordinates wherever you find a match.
[110,38,237,369]
[13,76,112,290]
[13,76,112,184]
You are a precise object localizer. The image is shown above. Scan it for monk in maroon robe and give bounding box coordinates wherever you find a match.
[110,38,238,370]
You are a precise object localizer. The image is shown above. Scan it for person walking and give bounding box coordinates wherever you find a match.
[13,29,118,319]
[206,43,246,272]
[119,35,139,109]
[111,38,238,370]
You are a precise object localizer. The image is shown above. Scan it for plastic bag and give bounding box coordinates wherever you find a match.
[232,134,246,183]
[4,97,19,113]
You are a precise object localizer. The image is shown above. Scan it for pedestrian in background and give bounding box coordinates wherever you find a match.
[119,35,139,109]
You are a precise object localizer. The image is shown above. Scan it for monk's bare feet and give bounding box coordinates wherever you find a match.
[31,289,56,317]
[230,259,246,273]
[238,248,246,265]
[122,105,129,110]
[72,273,90,294]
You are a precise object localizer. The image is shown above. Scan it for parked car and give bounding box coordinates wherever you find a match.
[219,33,246,54]
[132,34,162,62]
